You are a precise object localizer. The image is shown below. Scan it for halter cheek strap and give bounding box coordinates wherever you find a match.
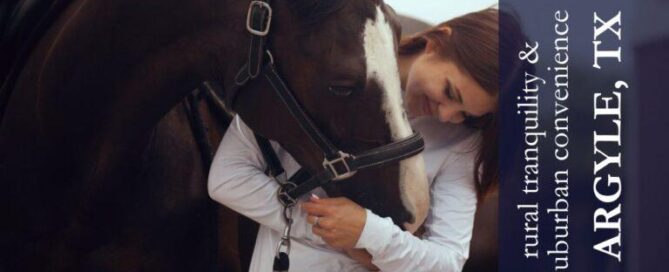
[246,0,272,78]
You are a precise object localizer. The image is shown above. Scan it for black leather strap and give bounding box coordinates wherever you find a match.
[226,0,271,110]
[284,133,424,201]
[255,134,285,178]
[350,133,425,170]
[186,90,214,172]
[262,63,341,159]
[247,0,271,78]
[282,169,334,202]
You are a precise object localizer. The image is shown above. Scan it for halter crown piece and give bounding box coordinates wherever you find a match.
[235,1,425,271]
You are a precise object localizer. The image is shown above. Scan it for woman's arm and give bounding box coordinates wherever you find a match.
[303,146,478,272]
[345,249,379,271]
[357,151,477,272]
[207,116,323,244]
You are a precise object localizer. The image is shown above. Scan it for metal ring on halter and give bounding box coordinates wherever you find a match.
[313,216,320,227]
[277,182,298,207]
[265,50,275,65]
[270,171,288,185]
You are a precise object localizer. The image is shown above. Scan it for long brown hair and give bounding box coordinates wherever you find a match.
[399,8,525,200]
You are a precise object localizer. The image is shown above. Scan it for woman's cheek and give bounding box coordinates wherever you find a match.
[405,84,425,117]
[429,100,439,117]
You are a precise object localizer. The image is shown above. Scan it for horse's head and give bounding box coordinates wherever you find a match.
[232,0,428,231]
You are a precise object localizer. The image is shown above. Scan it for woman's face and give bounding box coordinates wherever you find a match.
[404,49,496,124]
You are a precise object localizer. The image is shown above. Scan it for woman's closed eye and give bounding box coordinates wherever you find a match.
[443,81,457,102]
[444,84,455,100]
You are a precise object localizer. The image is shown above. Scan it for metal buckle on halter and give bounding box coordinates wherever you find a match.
[323,151,357,181]
[246,1,273,36]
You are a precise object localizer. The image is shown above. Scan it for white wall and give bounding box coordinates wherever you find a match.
[385,0,498,24]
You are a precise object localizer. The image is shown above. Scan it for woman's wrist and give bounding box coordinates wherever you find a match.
[355,209,395,252]
[345,248,379,271]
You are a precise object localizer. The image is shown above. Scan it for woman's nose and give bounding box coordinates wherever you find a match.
[438,105,465,124]
[449,113,465,124]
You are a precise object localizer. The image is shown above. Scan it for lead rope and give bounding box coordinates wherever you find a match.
[273,170,299,272]
[273,196,294,272]
[255,134,296,272]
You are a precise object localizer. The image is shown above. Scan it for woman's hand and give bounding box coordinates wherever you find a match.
[301,195,366,250]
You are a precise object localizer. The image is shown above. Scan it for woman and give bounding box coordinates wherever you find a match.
[209,8,525,272]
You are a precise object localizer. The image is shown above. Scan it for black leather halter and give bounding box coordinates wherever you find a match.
[232,0,425,206]
[229,2,425,271]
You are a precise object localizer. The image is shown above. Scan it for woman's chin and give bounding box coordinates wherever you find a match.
[407,110,431,120]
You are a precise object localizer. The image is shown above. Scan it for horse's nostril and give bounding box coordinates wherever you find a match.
[407,212,416,225]
[391,209,414,229]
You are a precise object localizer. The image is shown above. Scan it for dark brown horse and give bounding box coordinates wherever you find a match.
[0,0,428,271]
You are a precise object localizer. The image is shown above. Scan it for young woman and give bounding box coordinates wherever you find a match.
[208,8,526,272]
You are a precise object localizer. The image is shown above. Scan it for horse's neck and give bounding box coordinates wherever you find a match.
[0,0,249,175]
[35,0,247,132]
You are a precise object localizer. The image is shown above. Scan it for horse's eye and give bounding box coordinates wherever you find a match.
[328,85,356,97]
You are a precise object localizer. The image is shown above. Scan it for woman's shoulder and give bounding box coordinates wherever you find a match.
[410,116,479,154]
[410,117,479,187]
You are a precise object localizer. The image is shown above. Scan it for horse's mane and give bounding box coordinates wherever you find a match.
[288,0,347,24]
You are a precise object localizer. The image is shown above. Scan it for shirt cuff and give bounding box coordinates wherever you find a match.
[355,209,396,252]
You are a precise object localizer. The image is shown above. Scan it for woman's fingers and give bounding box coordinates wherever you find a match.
[307,215,334,229]
[307,215,325,226]
[302,201,332,216]
[307,215,317,225]
[311,225,335,239]
[303,197,367,250]
[315,197,349,205]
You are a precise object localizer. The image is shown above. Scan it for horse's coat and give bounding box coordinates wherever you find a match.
[0,1,428,270]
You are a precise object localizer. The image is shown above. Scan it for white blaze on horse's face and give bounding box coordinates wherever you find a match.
[363,6,429,232]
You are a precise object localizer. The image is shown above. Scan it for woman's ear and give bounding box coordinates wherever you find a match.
[424,39,437,54]
[440,26,453,36]
[424,26,451,54]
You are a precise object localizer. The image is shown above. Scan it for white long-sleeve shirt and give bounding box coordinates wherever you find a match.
[208,115,478,272]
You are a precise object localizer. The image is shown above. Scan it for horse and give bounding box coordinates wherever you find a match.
[0,0,429,271]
